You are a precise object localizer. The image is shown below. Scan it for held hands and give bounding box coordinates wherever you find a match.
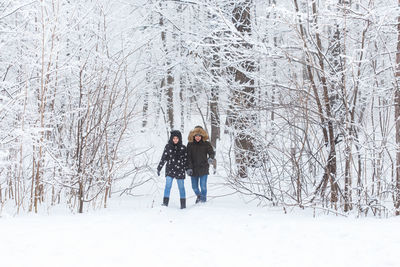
[186,169,193,176]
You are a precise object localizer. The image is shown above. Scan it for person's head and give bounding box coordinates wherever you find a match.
[194,134,202,142]
[169,130,182,145]
[188,125,208,143]
[172,136,179,144]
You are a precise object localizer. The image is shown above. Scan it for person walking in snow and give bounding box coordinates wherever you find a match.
[186,126,215,204]
[157,130,187,209]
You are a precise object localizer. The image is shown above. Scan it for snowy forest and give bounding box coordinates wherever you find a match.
[1,0,400,217]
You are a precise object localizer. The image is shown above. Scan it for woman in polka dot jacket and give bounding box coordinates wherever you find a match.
[157,130,188,209]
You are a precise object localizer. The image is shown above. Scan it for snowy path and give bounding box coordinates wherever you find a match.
[1,194,399,267]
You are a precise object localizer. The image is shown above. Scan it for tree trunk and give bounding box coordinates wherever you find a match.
[32,2,48,213]
[294,0,337,205]
[167,71,174,130]
[229,0,256,178]
[337,7,351,213]
[395,0,400,215]
[142,82,149,129]
[209,15,221,172]
[160,2,174,130]
[311,1,338,206]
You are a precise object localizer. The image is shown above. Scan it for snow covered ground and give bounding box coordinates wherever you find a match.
[1,180,399,267]
[0,129,399,267]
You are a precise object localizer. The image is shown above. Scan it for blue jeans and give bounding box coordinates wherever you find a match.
[164,176,186,198]
[191,175,208,202]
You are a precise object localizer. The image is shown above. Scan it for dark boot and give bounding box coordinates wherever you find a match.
[195,195,201,204]
[180,198,186,209]
[162,197,169,206]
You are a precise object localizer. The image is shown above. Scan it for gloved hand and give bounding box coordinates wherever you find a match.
[157,168,161,176]
[208,158,213,164]
[186,169,193,176]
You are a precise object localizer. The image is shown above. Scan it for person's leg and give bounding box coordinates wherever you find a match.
[164,176,173,198]
[180,198,186,209]
[176,179,186,209]
[191,176,200,196]
[176,179,186,199]
[191,176,202,204]
[199,175,208,202]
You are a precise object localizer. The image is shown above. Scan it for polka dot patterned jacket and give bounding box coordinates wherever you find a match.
[157,130,188,179]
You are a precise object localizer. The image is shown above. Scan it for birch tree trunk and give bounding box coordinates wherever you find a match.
[395,0,400,215]
[159,2,174,130]
[209,18,221,172]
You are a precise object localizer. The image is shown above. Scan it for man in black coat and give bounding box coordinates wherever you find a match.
[186,126,215,203]
[157,130,187,209]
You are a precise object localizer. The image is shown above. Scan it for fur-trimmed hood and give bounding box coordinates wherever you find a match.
[188,126,209,142]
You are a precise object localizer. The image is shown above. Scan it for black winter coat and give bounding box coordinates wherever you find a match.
[157,133,187,179]
[187,140,215,177]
